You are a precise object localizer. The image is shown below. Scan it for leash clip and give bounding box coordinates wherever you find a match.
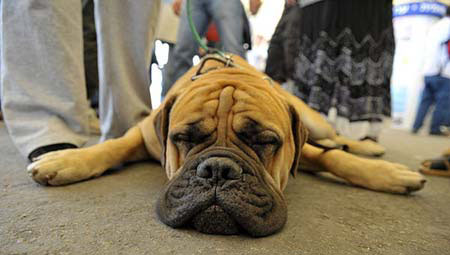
[191,53,237,81]
[262,76,275,87]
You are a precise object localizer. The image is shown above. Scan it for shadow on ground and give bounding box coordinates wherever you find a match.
[1,122,449,255]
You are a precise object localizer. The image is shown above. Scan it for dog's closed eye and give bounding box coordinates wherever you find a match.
[171,133,194,143]
[237,129,282,162]
[253,131,281,146]
[170,131,212,153]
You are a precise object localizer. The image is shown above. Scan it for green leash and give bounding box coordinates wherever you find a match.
[184,0,273,85]
[186,0,226,58]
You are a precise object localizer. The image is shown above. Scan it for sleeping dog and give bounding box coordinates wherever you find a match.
[28,54,425,236]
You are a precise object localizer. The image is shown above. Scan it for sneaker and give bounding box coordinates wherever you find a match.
[360,136,378,143]
[440,126,450,136]
[429,131,447,136]
[28,143,77,162]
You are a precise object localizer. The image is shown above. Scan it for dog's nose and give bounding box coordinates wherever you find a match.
[196,157,242,180]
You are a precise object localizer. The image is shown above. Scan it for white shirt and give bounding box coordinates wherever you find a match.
[423,16,450,79]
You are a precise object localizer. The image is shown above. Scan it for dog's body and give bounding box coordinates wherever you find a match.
[28,55,425,236]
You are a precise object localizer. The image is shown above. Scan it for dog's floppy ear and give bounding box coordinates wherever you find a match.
[288,105,308,177]
[153,95,177,169]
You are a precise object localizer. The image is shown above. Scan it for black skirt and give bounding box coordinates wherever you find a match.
[266,0,394,123]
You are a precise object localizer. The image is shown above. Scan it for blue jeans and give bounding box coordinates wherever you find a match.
[161,0,245,97]
[413,75,450,134]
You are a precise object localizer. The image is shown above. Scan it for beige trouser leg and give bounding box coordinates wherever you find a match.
[1,0,90,158]
[94,0,161,141]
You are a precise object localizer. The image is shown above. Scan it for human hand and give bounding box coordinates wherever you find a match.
[172,0,183,16]
[249,0,262,15]
[286,0,297,6]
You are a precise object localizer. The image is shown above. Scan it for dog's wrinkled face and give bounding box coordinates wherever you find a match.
[155,69,306,236]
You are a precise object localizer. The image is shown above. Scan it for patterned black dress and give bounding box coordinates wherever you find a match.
[266,0,395,140]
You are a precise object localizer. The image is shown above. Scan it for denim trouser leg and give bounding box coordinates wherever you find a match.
[412,77,435,131]
[210,0,245,58]
[161,0,209,97]
[430,77,450,133]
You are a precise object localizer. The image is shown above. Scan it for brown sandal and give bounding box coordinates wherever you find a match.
[420,154,450,177]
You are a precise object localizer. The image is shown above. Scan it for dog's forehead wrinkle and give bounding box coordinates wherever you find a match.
[171,113,216,131]
[217,86,236,112]
[213,86,236,144]
[170,124,216,146]
[186,118,204,126]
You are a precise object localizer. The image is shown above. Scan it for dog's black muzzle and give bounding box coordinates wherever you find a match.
[156,147,287,237]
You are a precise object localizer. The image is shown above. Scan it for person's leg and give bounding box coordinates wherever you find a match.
[83,0,99,109]
[0,0,2,119]
[1,0,90,159]
[161,0,210,97]
[210,0,245,58]
[94,0,160,141]
[412,76,435,132]
[429,76,450,134]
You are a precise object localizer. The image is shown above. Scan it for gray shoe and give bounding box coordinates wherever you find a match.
[439,126,450,136]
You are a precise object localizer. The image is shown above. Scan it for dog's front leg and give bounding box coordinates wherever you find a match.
[300,144,426,194]
[27,126,149,186]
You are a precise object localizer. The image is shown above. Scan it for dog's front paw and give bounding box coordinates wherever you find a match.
[348,140,386,157]
[27,149,104,186]
[365,160,426,194]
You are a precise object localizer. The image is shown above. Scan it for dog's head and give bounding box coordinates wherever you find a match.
[153,56,308,236]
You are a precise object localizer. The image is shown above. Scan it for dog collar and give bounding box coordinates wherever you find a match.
[191,54,275,87]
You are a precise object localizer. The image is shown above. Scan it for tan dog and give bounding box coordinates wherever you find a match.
[27,55,425,237]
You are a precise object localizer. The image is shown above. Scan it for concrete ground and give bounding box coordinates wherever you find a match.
[1,121,449,255]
